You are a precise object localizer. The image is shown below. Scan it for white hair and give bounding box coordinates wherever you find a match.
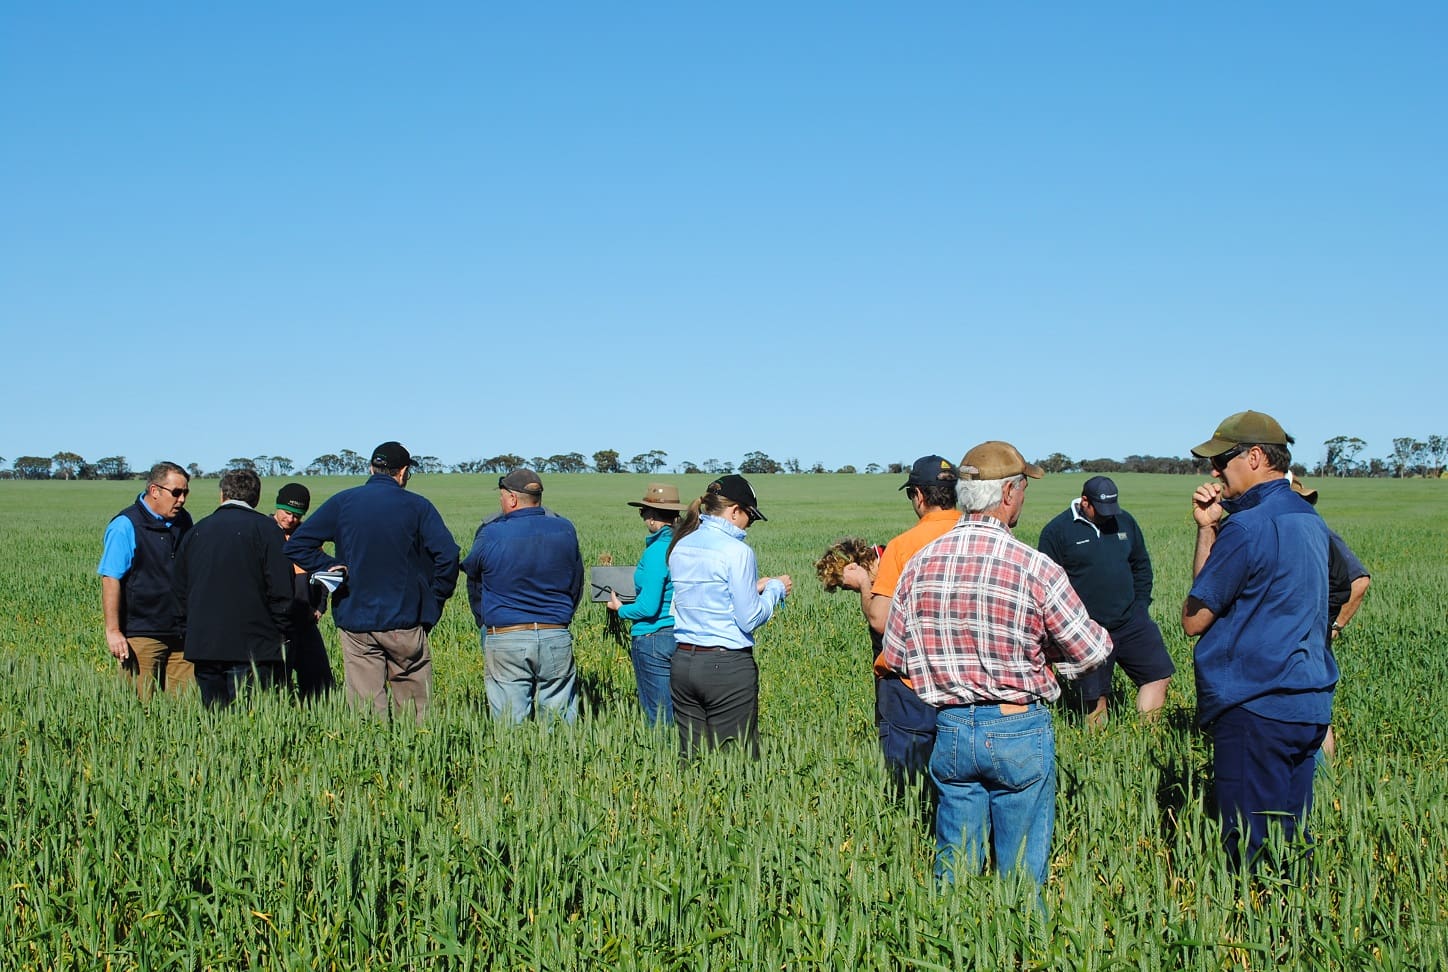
[956,475,1023,514]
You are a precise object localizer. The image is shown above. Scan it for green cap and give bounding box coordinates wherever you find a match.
[1191,410,1288,458]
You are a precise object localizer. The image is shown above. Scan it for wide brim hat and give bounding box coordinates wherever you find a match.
[627,483,688,511]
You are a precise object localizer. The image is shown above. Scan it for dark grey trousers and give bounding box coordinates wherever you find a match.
[670,647,759,759]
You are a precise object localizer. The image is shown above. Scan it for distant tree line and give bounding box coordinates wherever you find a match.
[3,436,1444,480]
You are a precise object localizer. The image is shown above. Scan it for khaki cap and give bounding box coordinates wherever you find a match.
[1191,410,1288,458]
[959,441,1044,481]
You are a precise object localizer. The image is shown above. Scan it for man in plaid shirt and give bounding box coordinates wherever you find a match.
[880,440,1111,887]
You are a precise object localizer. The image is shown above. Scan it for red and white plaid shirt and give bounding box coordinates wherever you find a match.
[880,515,1111,706]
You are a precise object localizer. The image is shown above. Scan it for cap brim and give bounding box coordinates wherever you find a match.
[1092,502,1120,515]
[746,506,767,522]
[1023,462,1045,479]
[1191,436,1236,458]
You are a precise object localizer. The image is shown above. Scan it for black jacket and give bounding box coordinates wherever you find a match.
[174,503,292,663]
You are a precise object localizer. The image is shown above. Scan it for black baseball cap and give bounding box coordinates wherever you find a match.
[707,474,767,522]
[275,483,311,515]
[499,468,544,495]
[1082,476,1120,516]
[371,441,413,469]
[900,455,959,491]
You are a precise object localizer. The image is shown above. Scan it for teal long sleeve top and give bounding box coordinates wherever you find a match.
[618,525,675,635]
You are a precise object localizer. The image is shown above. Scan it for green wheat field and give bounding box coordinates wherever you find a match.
[1,473,1444,970]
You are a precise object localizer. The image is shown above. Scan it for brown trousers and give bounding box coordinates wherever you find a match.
[122,635,194,701]
[339,626,431,722]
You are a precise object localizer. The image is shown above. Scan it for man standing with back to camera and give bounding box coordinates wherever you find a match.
[1182,410,1337,870]
[839,455,960,796]
[462,468,585,724]
[174,468,293,708]
[1037,475,1174,725]
[97,460,195,700]
[285,441,459,721]
[880,441,1111,886]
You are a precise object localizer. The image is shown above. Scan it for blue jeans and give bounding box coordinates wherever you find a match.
[483,628,578,724]
[931,703,1055,886]
[630,628,676,726]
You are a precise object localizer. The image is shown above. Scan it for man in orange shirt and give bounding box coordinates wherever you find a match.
[841,455,960,795]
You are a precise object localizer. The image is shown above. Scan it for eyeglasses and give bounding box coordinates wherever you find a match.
[1210,444,1249,472]
[152,484,189,498]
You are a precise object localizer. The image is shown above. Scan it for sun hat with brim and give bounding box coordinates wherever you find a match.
[1191,410,1288,458]
[707,474,767,522]
[1289,476,1319,506]
[959,441,1044,481]
[627,483,687,511]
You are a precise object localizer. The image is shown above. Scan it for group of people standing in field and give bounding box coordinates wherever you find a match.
[823,413,1359,884]
[98,413,1365,884]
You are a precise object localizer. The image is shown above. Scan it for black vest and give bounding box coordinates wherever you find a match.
[114,498,193,637]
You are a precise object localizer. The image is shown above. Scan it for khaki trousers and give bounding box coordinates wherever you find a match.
[339,627,431,722]
[122,635,193,701]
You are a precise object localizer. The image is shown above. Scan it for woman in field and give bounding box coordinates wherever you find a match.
[606,483,687,727]
[666,475,791,758]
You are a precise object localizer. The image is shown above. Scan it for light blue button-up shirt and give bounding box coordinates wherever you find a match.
[668,515,785,650]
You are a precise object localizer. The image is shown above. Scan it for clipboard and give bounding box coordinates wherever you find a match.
[590,566,637,603]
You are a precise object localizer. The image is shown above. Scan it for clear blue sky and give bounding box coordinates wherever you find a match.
[3,3,1443,474]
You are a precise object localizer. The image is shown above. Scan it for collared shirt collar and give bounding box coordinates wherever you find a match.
[220,499,256,511]
[137,492,168,522]
[1222,475,1289,516]
[701,513,746,540]
[1069,498,1102,538]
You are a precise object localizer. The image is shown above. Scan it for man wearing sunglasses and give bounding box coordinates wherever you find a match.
[1183,410,1337,871]
[97,460,195,699]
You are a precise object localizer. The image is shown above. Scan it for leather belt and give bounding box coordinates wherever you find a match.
[676,643,745,653]
[485,622,566,635]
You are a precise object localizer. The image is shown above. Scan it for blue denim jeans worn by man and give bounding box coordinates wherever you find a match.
[629,629,676,726]
[483,627,579,724]
[930,703,1056,886]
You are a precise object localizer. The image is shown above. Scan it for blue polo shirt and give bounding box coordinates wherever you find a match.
[1189,477,1337,726]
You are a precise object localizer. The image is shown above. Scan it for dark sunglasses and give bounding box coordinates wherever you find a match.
[1210,444,1249,472]
[152,484,189,498]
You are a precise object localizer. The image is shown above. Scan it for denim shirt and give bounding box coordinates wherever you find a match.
[618,525,675,636]
[668,515,785,650]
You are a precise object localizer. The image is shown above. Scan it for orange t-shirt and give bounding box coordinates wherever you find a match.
[871,508,961,682]
[871,509,962,598]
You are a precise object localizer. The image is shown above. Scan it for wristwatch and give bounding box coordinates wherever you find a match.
[1330,621,1344,634]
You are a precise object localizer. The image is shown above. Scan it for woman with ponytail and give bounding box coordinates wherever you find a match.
[667,475,791,758]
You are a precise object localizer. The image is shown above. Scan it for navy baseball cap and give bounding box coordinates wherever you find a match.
[1082,476,1120,516]
[900,455,959,491]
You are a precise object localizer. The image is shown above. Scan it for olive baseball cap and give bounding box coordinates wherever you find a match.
[1191,410,1288,458]
[959,441,1044,481]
